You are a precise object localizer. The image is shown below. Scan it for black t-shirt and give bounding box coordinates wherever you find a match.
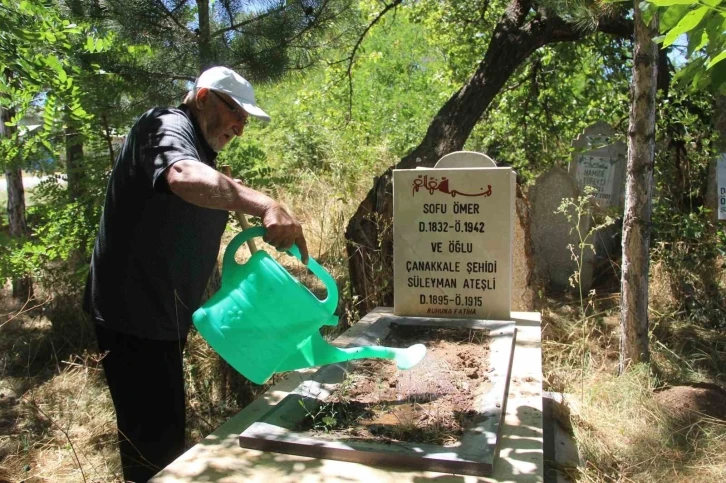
[84,105,228,340]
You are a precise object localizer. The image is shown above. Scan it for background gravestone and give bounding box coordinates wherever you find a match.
[709,154,726,221]
[568,121,627,209]
[530,167,592,292]
[512,186,536,311]
[569,121,626,286]
[707,96,726,222]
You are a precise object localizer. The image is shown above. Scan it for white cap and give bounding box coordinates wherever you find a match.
[194,66,271,123]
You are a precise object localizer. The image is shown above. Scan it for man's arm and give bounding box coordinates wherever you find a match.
[165,159,309,263]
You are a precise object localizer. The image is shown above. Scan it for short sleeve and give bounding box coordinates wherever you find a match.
[137,108,202,192]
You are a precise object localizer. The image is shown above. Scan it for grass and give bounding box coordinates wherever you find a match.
[541,283,726,482]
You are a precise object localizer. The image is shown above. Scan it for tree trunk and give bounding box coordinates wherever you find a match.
[65,112,85,201]
[345,1,631,313]
[1,100,33,299]
[619,3,658,371]
[197,0,213,71]
[715,95,726,152]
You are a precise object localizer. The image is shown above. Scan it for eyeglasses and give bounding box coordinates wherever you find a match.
[210,90,248,125]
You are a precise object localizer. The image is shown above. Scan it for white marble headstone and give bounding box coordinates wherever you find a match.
[393,154,514,320]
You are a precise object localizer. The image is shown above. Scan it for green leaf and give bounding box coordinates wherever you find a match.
[687,28,708,56]
[647,0,697,5]
[707,49,726,69]
[660,5,691,33]
[663,7,710,47]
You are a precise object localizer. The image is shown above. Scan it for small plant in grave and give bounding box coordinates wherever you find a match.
[298,399,340,433]
[555,185,616,316]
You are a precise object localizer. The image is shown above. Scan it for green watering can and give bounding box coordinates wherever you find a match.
[192,226,426,385]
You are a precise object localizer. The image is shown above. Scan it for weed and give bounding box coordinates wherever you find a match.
[298,398,341,432]
[555,185,616,316]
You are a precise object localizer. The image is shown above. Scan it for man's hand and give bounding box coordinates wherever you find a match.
[261,202,309,264]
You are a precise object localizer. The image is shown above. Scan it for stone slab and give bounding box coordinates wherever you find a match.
[542,392,579,483]
[151,309,543,483]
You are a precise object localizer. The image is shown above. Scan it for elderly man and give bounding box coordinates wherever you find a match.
[84,66,307,482]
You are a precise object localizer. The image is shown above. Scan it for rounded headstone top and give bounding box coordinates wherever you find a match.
[435,151,497,169]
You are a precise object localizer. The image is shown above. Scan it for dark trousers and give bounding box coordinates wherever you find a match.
[95,323,187,483]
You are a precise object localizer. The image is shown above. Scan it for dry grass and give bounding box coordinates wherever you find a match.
[0,318,122,482]
[568,366,726,482]
[542,259,726,483]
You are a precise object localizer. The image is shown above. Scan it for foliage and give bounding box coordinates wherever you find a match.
[650,89,726,329]
[469,40,632,179]
[408,0,501,83]
[73,0,357,109]
[243,3,452,196]
[642,0,726,93]
[0,0,96,171]
[216,135,292,189]
[0,139,109,293]
[408,0,633,181]
[556,186,616,315]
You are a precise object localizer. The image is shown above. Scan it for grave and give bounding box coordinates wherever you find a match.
[569,121,626,281]
[392,152,515,320]
[236,152,519,477]
[531,122,626,292]
[152,152,543,482]
[238,313,516,476]
[530,167,589,292]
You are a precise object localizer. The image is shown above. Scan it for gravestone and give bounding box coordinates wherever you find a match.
[393,151,515,320]
[568,121,627,209]
[716,154,726,221]
[512,186,536,311]
[530,167,592,292]
[569,121,626,284]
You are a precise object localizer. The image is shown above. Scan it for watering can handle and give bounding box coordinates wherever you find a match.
[222,226,339,315]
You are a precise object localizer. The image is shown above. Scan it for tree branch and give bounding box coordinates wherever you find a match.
[152,0,196,40]
[211,5,286,38]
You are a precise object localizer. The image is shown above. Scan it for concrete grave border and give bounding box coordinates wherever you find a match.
[238,311,517,476]
[150,308,543,482]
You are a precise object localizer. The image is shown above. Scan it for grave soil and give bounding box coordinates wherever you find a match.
[298,324,491,446]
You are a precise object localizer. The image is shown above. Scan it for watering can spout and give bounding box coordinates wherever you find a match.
[276,331,427,372]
